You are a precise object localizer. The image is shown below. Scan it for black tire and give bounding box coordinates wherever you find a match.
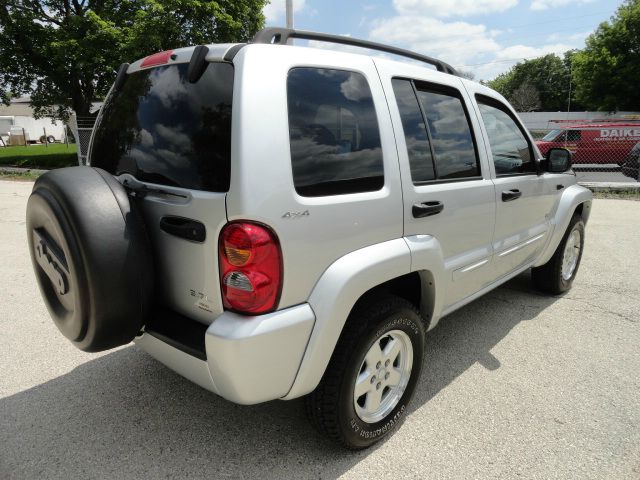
[621,156,639,181]
[26,166,154,352]
[305,295,425,449]
[46,135,55,144]
[532,214,585,295]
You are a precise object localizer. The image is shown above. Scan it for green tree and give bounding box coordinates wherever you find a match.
[0,0,266,119]
[486,52,580,111]
[572,0,640,111]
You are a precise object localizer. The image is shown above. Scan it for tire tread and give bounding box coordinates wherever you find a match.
[305,295,421,449]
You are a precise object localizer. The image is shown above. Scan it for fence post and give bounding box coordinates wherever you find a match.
[43,127,48,148]
[22,127,28,148]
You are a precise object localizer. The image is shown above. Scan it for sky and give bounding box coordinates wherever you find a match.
[262,0,624,81]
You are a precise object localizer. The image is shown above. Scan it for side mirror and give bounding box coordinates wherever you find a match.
[545,148,572,173]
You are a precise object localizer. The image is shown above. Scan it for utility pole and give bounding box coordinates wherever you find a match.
[567,58,572,118]
[286,0,294,29]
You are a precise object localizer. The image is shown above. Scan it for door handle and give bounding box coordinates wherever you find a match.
[412,201,444,218]
[501,189,522,202]
[160,216,206,242]
[557,184,565,190]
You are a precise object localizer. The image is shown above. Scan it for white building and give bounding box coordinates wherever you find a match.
[0,97,67,145]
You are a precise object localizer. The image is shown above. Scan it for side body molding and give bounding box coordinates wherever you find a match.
[534,184,592,267]
[283,238,412,399]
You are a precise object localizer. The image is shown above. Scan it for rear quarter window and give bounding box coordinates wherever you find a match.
[287,67,384,197]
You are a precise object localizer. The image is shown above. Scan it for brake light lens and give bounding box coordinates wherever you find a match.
[219,222,282,314]
[141,50,174,68]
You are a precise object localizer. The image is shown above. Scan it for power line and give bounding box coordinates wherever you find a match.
[494,23,594,42]
[457,56,563,68]
[501,9,613,30]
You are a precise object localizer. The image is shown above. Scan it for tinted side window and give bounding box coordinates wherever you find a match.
[477,98,535,175]
[567,130,581,142]
[416,88,480,179]
[287,68,384,197]
[391,79,435,182]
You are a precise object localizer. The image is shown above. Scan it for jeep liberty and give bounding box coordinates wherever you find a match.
[26,28,592,449]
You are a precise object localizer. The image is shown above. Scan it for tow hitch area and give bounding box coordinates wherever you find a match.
[33,229,69,296]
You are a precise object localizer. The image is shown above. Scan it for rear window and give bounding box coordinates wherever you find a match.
[90,62,233,192]
[287,67,384,197]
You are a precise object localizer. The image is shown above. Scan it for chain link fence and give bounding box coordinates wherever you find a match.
[68,115,97,166]
[520,112,640,184]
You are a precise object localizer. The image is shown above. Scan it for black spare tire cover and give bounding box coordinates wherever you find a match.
[26,166,154,352]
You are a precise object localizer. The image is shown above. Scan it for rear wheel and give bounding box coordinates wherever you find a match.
[532,215,585,294]
[305,295,425,449]
[26,166,154,351]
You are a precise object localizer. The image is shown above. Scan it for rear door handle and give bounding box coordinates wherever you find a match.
[412,201,444,218]
[557,184,565,190]
[501,189,522,202]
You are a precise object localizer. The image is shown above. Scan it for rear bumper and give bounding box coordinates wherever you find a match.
[134,303,315,404]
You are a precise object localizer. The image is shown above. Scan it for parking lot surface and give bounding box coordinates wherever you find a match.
[1,179,639,479]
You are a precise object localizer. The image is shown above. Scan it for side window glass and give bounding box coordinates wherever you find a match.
[287,68,384,197]
[391,79,480,183]
[416,88,480,179]
[391,79,436,182]
[567,130,581,142]
[477,99,535,175]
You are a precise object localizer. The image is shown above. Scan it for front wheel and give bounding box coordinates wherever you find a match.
[532,215,585,294]
[305,295,425,449]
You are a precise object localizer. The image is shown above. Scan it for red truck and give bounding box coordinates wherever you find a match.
[535,123,640,179]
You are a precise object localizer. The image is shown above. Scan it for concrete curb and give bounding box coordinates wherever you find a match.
[578,181,640,192]
[0,166,49,175]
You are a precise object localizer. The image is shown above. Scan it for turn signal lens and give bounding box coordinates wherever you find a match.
[222,224,252,266]
[219,222,282,314]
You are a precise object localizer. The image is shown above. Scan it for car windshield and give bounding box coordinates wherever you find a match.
[542,129,562,141]
[90,62,234,192]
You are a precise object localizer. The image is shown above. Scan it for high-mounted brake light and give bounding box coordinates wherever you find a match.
[141,50,174,68]
[219,222,282,315]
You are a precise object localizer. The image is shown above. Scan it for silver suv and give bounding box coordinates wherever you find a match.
[25,28,592,449]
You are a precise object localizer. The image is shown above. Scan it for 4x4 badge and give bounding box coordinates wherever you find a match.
[282,210,310,219]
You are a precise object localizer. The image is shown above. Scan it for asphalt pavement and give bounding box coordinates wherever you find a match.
[573,165,639,184]
[1,179,639,479]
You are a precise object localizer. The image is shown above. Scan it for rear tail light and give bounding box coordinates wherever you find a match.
[219,222,282,314]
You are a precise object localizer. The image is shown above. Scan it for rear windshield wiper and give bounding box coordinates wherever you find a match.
[117,174,188,199]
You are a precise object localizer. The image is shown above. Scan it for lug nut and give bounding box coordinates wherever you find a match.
[370,376,376,384]
[376,382,381,390]
[376,361,381,369]
[385,372,390,380]
[385,359,390,367]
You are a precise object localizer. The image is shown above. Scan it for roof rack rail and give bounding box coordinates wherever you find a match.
[251,27,459,77]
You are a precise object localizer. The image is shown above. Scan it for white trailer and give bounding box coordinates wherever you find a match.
[0,115,66,145]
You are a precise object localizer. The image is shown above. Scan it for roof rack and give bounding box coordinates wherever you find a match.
[251,27,459,77]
